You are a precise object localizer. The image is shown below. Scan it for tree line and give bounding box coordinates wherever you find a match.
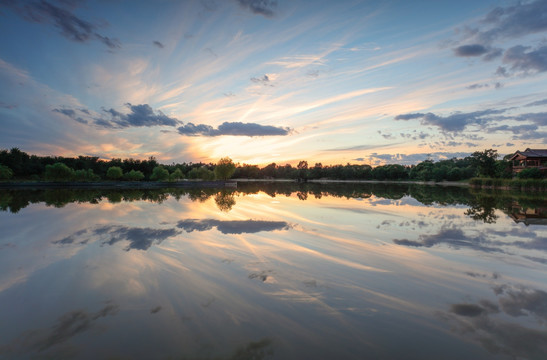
[0,147,541,182]
[0,148,236,182]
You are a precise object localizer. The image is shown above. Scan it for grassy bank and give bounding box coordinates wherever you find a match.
[469,177,547,191]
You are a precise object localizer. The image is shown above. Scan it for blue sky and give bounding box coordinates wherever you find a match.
[0,0,546,165]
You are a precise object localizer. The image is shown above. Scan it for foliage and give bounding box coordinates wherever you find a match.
[124,169,145,181]
[44,162,74,181]
[74,169,100,182]
[517,167,543,179]
[0,147,538,183]
[150,166,169,181]
[470,149,498,178]
[214,190,236,211]
[106,166,123,180]
[0,165,13,180]
[169,168,184,182]
[214,157,236,180]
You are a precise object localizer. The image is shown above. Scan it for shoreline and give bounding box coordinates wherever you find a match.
[0,179,544,192]
[0,178,469,189]
[0,180,228,189]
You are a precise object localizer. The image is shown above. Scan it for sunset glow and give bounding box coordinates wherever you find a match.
[1,0,545,165]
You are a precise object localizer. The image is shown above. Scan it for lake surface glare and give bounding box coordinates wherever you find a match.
[0,184,546,360]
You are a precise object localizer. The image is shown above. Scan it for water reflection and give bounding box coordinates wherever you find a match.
[0,183,546,359]
[54,225,181,251]
[439,282,547,359]
[177,219,291,234]
[1,302,119,357]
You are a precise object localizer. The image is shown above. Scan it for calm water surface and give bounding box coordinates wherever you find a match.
[0,184,546,359]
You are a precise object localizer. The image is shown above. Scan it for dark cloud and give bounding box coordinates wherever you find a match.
[487,124,538,134]
[466,83,489,90]
[454,44,489,57]
[177,121,291,136]
[501,45,547,74]
[95,33,120,50]
[366,152,471,165]
[177,219,290,234]
[153,40,164,48]
[236,0,277,17]
[326,143,400,152]
[525,99,547,107]
[54,225,181,251]
[450,303,488,317]
[451,0,547,76]
[56,104,182,128]
[1,0,121,49]
[98,103,180,128]
[483,111,547,140]
[52,107,88,124]
[394,109,506,132]
[479,0,547,42]
[453,44,502,61]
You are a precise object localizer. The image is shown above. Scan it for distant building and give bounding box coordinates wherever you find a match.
[509,148,547,174]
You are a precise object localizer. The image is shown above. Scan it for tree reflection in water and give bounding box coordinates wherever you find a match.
[0,183,546,227]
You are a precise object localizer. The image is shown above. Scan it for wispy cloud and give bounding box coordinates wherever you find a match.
[1,0,121,49]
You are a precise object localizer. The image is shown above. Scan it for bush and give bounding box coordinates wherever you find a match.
[124,169,145,181]
[106,166,123,180]
[74,169,100,182]
[45,162,74,181]
[150,166,169,181]
[517,168,543,179]
[169,168,184,181]
[188,166,214,180]
[0,164,13,180]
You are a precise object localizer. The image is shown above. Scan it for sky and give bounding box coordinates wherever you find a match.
[0,0,546,166]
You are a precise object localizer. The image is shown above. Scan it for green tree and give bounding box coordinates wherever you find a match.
[169,168,184,181]
[470,149,499,178]
[214,157,236,180]
[0,165,13,180]
[197,166,215,180]
[106,166,123,180]
[124,169,145,181]
[74,169,99,182]
[45,162,75,181]
[150,166,169,181]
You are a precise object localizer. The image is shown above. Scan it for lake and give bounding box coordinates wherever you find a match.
[0,183,546,359]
